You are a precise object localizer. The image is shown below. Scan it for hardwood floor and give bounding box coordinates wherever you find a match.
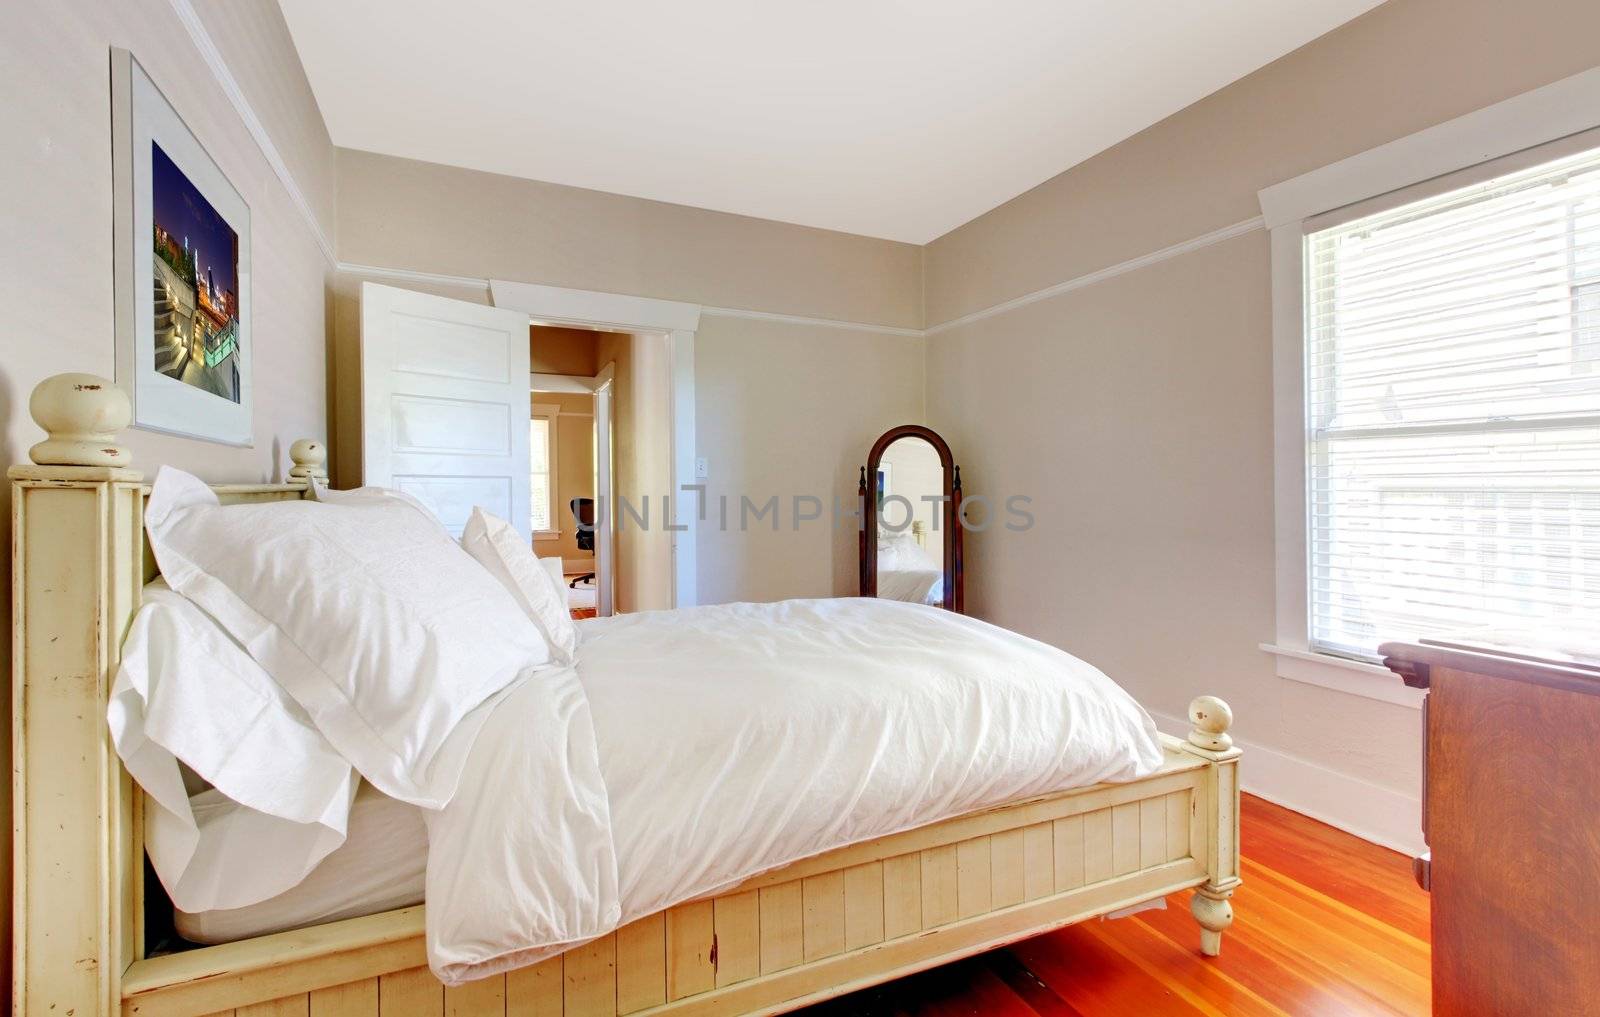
[796,795,1430,1016]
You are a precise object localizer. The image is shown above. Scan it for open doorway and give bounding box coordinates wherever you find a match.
[530,324,674,618]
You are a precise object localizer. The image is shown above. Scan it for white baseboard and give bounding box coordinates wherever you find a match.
[1152,711,1425,858]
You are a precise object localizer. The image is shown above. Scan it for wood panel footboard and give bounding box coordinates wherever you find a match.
[120,733,1240,1017]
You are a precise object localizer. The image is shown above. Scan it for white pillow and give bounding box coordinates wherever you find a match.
[460,507,579,664]
[308,480,450,537]
[109,581,356,911]
[145,466,554,808]
[879,529,936,570]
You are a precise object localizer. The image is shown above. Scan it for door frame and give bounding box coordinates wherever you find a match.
[493,279,700,609]
[530,368,613,617]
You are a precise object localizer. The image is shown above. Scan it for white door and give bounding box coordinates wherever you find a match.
[593,365,615,616]
[360,282,531,537]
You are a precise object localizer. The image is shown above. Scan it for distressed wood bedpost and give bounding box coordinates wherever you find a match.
[287,439,328,482]
[10,374,144,1017]
[1180,695,1241,956]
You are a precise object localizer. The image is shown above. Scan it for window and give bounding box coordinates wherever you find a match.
[530,404,559,537]
[1303,146,1600,660]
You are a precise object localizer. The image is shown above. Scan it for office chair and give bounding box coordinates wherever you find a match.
[569,497,596,588]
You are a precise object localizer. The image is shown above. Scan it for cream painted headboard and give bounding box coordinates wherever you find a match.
[8,373,327,1017]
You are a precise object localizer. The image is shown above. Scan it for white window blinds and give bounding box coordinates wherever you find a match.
[1305,145,1600,659]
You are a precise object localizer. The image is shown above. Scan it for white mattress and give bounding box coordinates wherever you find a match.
[174,781,424,944]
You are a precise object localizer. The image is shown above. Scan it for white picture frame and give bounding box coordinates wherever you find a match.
[111,48,252,447]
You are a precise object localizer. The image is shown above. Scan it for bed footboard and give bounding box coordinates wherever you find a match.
[116,708,1239,1017]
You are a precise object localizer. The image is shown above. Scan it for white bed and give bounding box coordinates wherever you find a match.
[163,598,1164,983]
[14,378,1242,1017]
[159,601,1164,978]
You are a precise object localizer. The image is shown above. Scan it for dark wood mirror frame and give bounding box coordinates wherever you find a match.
[859,424,964,612]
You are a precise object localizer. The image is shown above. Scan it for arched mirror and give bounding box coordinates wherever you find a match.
[859,425,963,612]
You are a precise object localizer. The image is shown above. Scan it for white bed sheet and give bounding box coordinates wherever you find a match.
[174,782,425,945]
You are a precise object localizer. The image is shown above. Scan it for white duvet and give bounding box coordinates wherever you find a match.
[425,597,1163,983]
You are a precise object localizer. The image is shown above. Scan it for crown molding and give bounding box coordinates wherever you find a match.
[337,261,489,292]
[344,206,1267,341]
[166,0,337,265]
[700,305,923,338]
[336,262,923,337]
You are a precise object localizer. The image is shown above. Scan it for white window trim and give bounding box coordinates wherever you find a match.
[1259,66,1600,709]
[531,401,560,541]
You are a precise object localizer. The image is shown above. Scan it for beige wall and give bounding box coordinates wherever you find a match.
[923,0,1600,848]
[1,0,335,994]
[695,317,924,604]
[602,333,676,613]
[531,326,602,376]
[338,149,923,329]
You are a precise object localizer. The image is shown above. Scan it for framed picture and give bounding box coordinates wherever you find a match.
[111,49,252,446]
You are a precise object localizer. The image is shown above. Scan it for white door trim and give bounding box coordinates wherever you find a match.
[530,372,599,394]
[593,363,616,617]
[491,279,702,334]
[665,329,697,610]
[496,279,698,608]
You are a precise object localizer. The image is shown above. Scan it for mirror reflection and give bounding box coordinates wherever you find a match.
[860,425,963,611]
[874,436,945,605]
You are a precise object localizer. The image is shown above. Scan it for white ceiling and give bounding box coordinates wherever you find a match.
[280,0,1385,244]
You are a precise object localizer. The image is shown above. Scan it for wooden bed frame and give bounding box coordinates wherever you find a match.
[10,374,1241,1017]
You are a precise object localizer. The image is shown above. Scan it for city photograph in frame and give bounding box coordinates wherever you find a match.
[112,49,252,446]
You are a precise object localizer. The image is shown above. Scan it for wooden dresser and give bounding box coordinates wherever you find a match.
[1381,640,1600,1016]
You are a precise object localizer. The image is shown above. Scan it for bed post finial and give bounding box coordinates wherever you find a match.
[1187,695,1233,752]
[27,372,132,467]
[1181,694,1240,957]
[289,438,328,481]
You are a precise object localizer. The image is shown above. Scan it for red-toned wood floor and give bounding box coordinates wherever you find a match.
[796,795,1430,1016]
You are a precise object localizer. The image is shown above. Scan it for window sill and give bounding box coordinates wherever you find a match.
[533,530,560,542]
[1260,643,1425,710]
